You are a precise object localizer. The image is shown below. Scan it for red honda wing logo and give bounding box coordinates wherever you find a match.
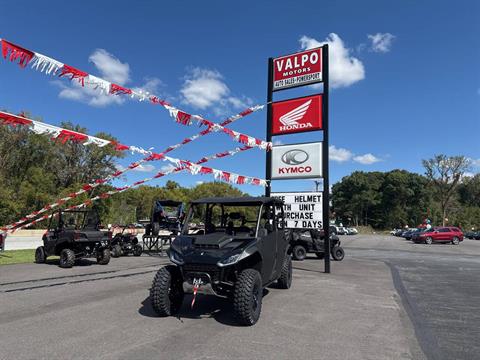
[272,95,322,135]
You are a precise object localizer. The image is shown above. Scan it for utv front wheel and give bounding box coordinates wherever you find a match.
[292,245,306,261]
[112,245,122,258]
[97,248,111,265]
[35,246,46,264]
[277,255,292,289]
[150,265,184,316]
[133,244,143,256]
[59,249,75,268]
[233,269,263,326]
[331,246,345,261]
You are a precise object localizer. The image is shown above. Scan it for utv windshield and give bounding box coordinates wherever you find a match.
[183,203,262,236]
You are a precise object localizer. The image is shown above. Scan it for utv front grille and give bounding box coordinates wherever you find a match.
[183,264,221,282]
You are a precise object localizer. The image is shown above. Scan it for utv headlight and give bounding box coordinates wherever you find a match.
[217,251,251,267]
[169,249,184,265]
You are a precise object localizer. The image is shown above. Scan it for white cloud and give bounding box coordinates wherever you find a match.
[54,49,166,108]
[180,67,252,114]
[132,77,164,95]
[160,164,176,172]
[368,33,395,53]
[469,158,480,168]
[196,181,204,185]
[329,145,381,165]
[353,153,381,165]
[329,145,353,162]
[116,164,155,173]
[273,139,283,146]
[54,80,124,107]
[181,68,229,109]
[134,164,155,172]
[89,49,130,85]
[299,33,365,88]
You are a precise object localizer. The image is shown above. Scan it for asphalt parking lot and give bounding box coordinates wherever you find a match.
[0,235,479,360]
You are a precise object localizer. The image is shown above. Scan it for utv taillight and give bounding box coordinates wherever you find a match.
[107,231,113,239]
[74,231,80,240]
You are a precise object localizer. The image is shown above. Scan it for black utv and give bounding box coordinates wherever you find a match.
[150,197,292,326]
[111,225,142,257]
[289,228,344,261]
[35,209,111,268]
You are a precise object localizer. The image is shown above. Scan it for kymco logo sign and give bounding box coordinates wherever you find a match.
[273,48,322,91]
[271,142,322,180]
[272,95,322,135]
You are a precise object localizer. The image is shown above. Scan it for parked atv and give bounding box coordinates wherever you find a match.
[111,225,142,257]
[150,197,292,326]
[289,228,344,261]
[143,199,185,253]
[35,209,111,268]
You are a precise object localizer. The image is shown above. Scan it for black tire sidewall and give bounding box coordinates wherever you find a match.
[332,246,345,261]
[150,265,184,316]
[59,249,75,268]
[35,246,46,263]
[293,245,306,261]
[233,269,263,326]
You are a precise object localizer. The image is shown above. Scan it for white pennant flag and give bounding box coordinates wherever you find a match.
[31,53,64,75]
[85,75,111,94]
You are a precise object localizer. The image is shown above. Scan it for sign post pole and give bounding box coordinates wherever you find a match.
[265,57,273,197]
[322,44,330,274]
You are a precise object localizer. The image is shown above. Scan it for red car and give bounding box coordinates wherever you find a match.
[417,227,463,245]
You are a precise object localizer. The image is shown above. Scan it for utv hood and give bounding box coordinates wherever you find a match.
[171,233,256,264]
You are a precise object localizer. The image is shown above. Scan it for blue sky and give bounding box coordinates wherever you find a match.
[0,0,479,196]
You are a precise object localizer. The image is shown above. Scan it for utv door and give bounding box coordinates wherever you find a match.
[259,205,277,283]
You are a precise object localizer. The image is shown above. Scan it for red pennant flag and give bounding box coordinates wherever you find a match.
[0,112,33,127]
[59,65,88,86]
[222,172,231,182]
[200,167,213,174]
[176,111,192,125]
[56,130,88,144]
[239,134,249,144]
[1,40,34,68]
[110,83,132,95]
[251,178,260,185]
[237,176,246,184]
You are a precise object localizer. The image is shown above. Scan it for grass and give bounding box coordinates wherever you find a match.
[0,249,35,265]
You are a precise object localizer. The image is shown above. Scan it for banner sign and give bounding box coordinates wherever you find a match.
[271,142,322,180]
[272,192,323,229]
[273,48,323,91]
[271,94,322,135]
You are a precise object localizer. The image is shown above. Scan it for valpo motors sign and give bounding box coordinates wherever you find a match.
[272,95,322,135]
[273,48,323,91]
[271,142,322,180]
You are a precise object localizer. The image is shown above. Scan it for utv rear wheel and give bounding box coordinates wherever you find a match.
[150,265,184,316]
[59,249,75,268]
[425,237,433,245]
[233,269,263,326]
[452,237,460,245]
[292,245,306,261]
[112,245,122,258]
[97,248,111,265]
[35,246,46,264]
[133,244,143,256]
[277,255,292,289]
[331,246,345,261]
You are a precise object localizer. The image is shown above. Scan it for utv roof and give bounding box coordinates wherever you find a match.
[191,196,284,206]
[154,200,183,206]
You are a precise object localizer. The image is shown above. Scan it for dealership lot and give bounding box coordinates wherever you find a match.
[1,235,479,359]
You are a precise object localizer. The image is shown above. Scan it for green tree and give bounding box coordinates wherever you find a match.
[422,155,471,226]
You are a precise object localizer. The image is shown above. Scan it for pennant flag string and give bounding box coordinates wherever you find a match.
[0,103,264,231]
[11,145,263,232]
[0,38,270,150]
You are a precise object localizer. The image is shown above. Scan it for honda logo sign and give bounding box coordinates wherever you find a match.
[271,142,322,180]
[272,95,322,135]
[273,48,323,91]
